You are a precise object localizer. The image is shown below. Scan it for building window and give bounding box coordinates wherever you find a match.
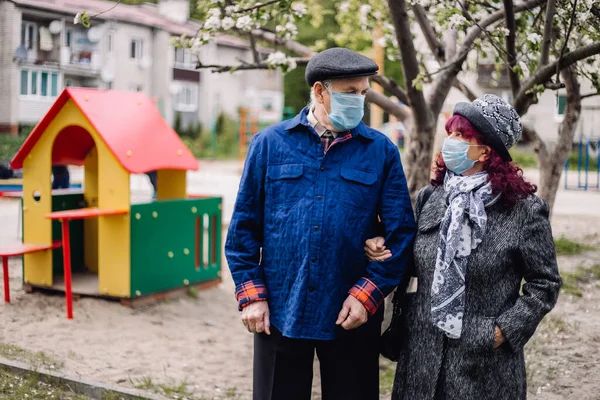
[21,22,37,50]
[174,47,195,69]
[131,39,143,59]
[174,84,198,112]
[20,69,61,99]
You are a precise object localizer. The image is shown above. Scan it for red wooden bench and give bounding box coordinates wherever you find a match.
[0,241,61,303]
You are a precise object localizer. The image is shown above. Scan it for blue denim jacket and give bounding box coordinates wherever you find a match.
[225,108,416,340]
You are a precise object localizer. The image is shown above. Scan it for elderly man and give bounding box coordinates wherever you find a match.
[225,48,416,399]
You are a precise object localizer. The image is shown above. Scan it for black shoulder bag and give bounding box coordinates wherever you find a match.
[380,185,435,362]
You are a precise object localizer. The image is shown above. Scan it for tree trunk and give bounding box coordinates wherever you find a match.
[537,67,581,213]
[404,123,437,198]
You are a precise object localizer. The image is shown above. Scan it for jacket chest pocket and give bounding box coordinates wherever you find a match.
[266,164,305,205]
[340,167,378,210]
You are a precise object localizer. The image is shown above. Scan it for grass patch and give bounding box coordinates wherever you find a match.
[158,379,191,397]
[508,149,599,171]
[554,237,595,255]
[0,134,27,163]
[509,149,538,169]
[561,264,600,297]
[379,359,396,395]
[132,375,155,391]
[0,343,63,371]
[0,366,87,400]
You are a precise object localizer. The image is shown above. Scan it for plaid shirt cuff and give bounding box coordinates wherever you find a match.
[349,278,384,315]
[236,280,268,311]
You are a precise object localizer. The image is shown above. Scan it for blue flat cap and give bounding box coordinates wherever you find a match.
[305,47,379,86]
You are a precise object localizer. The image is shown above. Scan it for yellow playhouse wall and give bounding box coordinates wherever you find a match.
[22,140,53,286]
[156,169,187,200]
[84,147,99,273]
[22,99,131,297]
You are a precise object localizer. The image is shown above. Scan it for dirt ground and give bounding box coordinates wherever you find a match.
[0,163,599,399]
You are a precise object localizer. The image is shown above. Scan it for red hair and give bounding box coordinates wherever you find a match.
[432,115,537,207]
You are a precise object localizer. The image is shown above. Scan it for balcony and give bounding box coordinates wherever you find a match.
[19,20,101,77]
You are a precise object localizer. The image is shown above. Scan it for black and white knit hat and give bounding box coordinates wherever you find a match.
[453,94,522,161]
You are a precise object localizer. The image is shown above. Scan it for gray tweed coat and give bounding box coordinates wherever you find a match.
[392,185,562,400]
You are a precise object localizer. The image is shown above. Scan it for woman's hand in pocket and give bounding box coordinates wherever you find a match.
[493,325,505,349]
[364,237,392,261]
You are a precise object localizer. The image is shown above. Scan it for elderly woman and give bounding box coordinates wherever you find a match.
[367,94,561,400]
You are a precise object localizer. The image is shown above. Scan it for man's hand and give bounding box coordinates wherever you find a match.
[364,237,392,261]
[336,295,368,330]
[241,301,271,335]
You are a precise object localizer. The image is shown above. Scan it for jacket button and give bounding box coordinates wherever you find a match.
[317,196,322,200]
[314,226,319,231]
[311,257,317,262]
[320,166,325,172]
[309,286,315,292]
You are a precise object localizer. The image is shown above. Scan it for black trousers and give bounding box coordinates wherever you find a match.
[253,308,383,400]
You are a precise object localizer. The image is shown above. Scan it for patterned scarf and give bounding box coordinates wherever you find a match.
[431,171,498,339]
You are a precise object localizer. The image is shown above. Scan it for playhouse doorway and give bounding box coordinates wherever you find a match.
[49,125,101,296]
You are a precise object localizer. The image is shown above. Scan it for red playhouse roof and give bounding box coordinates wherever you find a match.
[11,88,199,173]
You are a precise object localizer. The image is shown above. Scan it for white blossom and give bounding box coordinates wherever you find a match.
[266,51,297,72]
[207,8,221,18]
[497,26,510,37]
[204,15,221,31]
[339,2,351,13]
[225,5,238,15]
[235,15,254,32]
[447,14,467,30]
[74,12,82,25]
[291,3,308,18]
[527,33,542,45]
[376,37,387,47]
[221,17,235,30]
[284,22,298,37]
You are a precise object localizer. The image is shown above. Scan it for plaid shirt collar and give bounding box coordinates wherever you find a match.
[307,107,338,139]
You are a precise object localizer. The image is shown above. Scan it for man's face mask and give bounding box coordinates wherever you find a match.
[321,86,366,132]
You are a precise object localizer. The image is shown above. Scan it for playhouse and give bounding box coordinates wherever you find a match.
[1,88,222,318]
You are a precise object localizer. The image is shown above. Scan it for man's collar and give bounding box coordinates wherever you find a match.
[307,107,337,138]
[284,107,376,140]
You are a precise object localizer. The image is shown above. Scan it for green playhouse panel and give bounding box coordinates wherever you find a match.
[21,193,85,277]
[51,193,85,275]
[130,197,222,296]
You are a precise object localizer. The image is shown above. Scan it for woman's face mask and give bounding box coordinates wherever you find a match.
[321,87,365,132]
[442,138,482,175]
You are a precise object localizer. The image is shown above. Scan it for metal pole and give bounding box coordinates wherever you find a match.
[2,257,9,303]
[585,137,590,191]
[61,219,73,319]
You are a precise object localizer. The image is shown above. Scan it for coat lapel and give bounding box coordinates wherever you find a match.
[417,186,447,232]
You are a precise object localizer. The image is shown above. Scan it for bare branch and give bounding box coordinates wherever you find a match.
[197,57,310,73]
[237,0,281,13]
[453,79,479,101]
[428,0,547,117]
[503,0,521,96]
[365,91,413,122]
[370,75,410,105]
[248,33,261,64]
[91,0,123,19]
[514,42,600,115]
[581,92,600,100]
[540,0,556,66]
[388,0,433,129]
[555,0,578,84]
[412,4,445,62]
[245,29,315,57]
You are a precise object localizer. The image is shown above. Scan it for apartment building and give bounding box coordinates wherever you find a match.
[0,0,283,134]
